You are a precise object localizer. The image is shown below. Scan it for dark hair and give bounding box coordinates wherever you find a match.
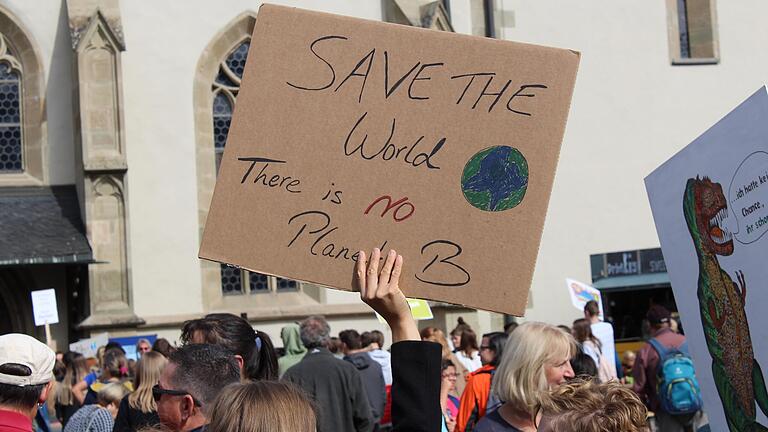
[361,330,384,348]
[482,331,509,367]
[102,348,129,379]
[584,300,600,318]
[570,349,598,381]
[181,313,278,381]
[450,317,471,337]
[105,341,125,354]
[338,330,362,350]
[168,344,240,412]
[557,325,572,335]
[503,321,519,334]
[458,328,479,356]
[152,338,176,358]
[441,359,455,372]
[53,359,66,382]
[0,364,47,409]
[572,319,602,351]
[298,316,330,350]
[327,337,342,354]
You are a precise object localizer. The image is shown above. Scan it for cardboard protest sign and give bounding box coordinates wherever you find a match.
[199,4,579,315]
[645,86,768,431]
[565,278,603,319]
[30,289,58,326]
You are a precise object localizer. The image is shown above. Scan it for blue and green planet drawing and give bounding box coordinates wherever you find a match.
[461,146,529,212]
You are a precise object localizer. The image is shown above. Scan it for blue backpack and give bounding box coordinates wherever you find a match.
[648,338,703,415]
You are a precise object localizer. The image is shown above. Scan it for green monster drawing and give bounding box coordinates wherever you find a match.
[683,176,768,431]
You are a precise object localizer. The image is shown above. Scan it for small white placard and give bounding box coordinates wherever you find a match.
[565,278,603,319]
[69,333,109,358]
[30,288,59,326]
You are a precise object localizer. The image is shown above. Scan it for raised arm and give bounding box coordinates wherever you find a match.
[355,248,441,432]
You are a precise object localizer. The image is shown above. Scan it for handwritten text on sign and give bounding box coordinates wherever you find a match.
[199,5,579,315]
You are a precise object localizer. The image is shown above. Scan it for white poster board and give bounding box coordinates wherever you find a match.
[30,289,59,326]
[645,86,768,431]
[565,278,603,319]
[69,333,109,359]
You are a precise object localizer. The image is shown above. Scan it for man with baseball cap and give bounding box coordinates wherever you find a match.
[0,333,55,432]
[633,305,704,431]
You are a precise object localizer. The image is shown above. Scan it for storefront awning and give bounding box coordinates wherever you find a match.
[592,272,670,290]
[0,186,93,266]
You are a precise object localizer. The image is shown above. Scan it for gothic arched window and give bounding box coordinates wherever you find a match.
[0,35,23,172]
[212,40,297,295]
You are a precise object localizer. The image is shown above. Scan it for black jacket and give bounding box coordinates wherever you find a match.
[391,341,442,432]
[344,352,386,423]
[283,347,374,432]
[112,395,160,432]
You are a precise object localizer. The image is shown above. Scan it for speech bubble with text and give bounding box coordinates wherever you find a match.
[728,151,768,244]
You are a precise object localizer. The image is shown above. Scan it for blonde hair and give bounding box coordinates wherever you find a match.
[538,379,649,431]
[55,353,88,406]
[491,322,576,415]
[128,351,167,413]
[98,382,129,407]
[208,381,316,432]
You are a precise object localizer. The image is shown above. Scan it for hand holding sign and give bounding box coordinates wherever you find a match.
[355,248,419,343]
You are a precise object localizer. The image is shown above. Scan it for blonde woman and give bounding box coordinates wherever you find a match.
[208,381,316,432]
[475,322,577,432]
[55,352,89,427]
[114,351,166,432]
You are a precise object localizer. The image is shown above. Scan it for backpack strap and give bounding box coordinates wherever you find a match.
[647,337,668,358]
[647,338,670,375]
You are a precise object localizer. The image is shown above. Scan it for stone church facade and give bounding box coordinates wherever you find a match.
[0,0,501,348]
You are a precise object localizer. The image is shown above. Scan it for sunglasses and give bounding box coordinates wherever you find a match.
[152,384,202,406]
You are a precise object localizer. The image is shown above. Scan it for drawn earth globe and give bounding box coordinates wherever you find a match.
[461,145,529,212]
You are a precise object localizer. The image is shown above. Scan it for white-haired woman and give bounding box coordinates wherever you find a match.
[474,322,577,431]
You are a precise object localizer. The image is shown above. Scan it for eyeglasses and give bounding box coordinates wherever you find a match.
[152,384,202,406]
[441,372,459,378]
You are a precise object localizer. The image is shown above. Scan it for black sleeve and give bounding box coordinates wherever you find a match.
[391,340,442,432]
[112,396,131,432]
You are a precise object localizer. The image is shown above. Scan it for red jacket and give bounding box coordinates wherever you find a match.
[454,364,494,432]
[0,409,32,432]
[632,327,686,412]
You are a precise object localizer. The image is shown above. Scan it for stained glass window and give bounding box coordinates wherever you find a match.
[220,265,243,294]
[212,40,298,296]
[0,54,22,172]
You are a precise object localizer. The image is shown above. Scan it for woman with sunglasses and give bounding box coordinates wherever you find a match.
[114,351,167,432]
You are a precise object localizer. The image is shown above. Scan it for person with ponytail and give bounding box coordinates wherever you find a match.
[180,313,279,381]
[54,352,89,427]
[83,349,133,406]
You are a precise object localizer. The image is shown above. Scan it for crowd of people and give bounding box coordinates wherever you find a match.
[0,249,706,432]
